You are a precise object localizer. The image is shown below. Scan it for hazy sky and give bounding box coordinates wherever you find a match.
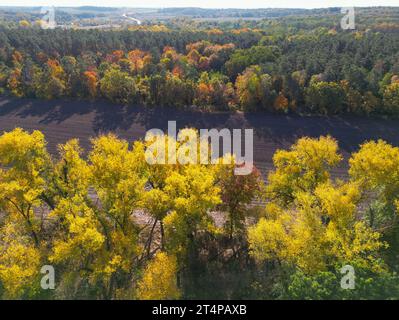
[0,0,398,9]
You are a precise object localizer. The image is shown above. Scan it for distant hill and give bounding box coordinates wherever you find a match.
[74,6,119,12]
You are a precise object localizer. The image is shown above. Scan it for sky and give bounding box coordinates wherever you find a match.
[0,0,398,9]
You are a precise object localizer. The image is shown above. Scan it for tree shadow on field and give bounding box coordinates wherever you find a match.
[2,96,399,160]
[0,96,95,123]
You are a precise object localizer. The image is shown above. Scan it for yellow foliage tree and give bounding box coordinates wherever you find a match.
[249,181,385,274]
[0,222,41,299]
[249,136,385,274]
[136,252,180,300]
[266,136,342,207]
[349,140,399,206]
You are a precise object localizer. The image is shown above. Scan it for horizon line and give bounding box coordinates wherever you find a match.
[1,5,399,9]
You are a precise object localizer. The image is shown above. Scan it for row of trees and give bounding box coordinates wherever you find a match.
[2,44,399,115]
[1,128,399,299]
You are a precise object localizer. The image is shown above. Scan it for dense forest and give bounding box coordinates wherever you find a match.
[0,7,399,115]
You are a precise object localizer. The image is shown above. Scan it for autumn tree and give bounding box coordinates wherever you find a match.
[136,252,180,300]
[215,156,262,238]
[383,83,399,115]
[250,181,385,273]
[0,222,42,299]
[0,129,145,299]
[7,68,23,97]
[140,129,221,258]
[0,129,51,298]
[235,65,276,111]
[349,140,399,229]
[194,72,236,110]
[83,70,98,99]
[266,136,342,207]
[305,80,345,115]
[249,137,386,281]
[100,67,136,104]
[273,92,289,113]
[128,49,152,74]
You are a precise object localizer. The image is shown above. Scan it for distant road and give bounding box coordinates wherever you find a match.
[57,13,141,29]
[1,97,399,178]
[122,14,141,25]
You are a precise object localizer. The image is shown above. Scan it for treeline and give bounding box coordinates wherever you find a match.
[1,24,399,115]
[1,128,399,299]
[0,27,260,55]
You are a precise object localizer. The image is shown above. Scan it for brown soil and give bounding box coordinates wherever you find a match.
[1,96,399,180]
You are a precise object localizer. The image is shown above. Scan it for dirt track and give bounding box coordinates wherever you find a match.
[1,96,399,179]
